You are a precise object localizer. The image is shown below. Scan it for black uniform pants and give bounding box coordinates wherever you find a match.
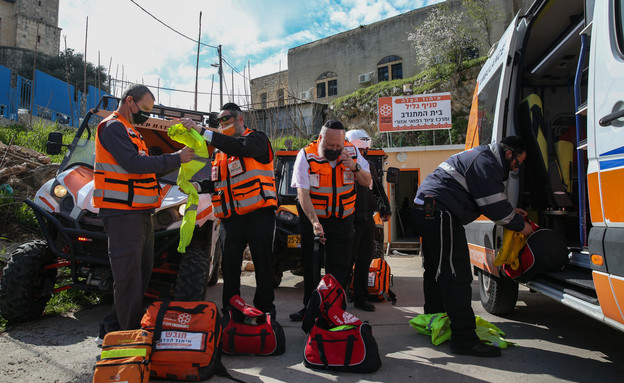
[220,208,276,313]
[413,207,479,348]
[298,203,354,305]
[101,212,154,330]
[351,218,375,301]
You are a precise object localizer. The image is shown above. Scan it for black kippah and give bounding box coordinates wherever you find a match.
[500,135,526,152]
[324,120,344,130]
[221,102,242,112]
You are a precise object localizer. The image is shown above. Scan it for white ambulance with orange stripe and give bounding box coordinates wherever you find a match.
[467,0,624,332]
[0,96,221,323]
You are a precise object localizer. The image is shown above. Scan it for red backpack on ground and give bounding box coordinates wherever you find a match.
[302,274,347,333]
[222,295,285,356]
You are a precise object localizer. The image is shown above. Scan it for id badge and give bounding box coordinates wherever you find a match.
[343,170,354,184]
[345,146,357,157]
[228,159,243,176]
[309,174,320,188]
[211,165,219,180]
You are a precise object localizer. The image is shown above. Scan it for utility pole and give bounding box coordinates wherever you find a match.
[83,17,88,117]
[29,17,41,125]
[194,11,202,110]
[218,45,223,108]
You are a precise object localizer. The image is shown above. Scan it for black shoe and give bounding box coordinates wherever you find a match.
[450,341,501,357]
[289,308,306,321]
[354,300,376,312]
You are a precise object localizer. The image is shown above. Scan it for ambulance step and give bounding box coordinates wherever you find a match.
[529,267,598,304]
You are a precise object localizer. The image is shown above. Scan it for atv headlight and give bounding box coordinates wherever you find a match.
[178,204,186,216]
[277,209,297,222]
[54,184,68,198]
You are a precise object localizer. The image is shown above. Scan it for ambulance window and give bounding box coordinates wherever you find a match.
[617,0,624,54]
[476,66,502,145]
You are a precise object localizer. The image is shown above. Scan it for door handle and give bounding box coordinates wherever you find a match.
[599,108,624,127]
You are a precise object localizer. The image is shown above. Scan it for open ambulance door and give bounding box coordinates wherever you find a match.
[465,13,529,277]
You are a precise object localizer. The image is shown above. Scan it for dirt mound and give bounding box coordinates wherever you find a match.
[0,141,59,263]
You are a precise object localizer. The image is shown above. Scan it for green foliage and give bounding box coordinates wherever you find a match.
[0,121,74,163]
[271,136,310,151]
[44,289,104,317]
[15,204,38,229]
[17,48,109,93]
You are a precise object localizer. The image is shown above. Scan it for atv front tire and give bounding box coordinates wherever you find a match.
[174,248,209,301]
[0,240,57,322]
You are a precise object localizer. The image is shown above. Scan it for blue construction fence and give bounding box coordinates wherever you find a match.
[0,64,111,127]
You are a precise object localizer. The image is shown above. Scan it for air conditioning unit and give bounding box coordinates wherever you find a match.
[358,73,372,84]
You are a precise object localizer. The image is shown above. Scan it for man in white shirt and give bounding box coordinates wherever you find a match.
[289,120,371,321]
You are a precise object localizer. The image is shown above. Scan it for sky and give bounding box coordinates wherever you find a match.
[58,0,444,112]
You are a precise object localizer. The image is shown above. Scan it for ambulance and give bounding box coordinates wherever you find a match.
[466,0,624,332]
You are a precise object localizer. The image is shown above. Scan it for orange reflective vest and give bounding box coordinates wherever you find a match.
[304,140,357,219]
[93,112,162,210]
[211,128,277,218]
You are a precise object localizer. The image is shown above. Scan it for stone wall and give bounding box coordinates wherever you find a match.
[249,70,288,109]
[0,0,60,57]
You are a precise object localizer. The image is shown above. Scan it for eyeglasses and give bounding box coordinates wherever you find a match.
[512,155,524,170]
[218,115,234,124]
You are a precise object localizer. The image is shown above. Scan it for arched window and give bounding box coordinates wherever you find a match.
[316,71,338,98]
[377,55,403,82]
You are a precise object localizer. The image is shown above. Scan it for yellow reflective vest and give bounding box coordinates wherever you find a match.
[167,124,212,253]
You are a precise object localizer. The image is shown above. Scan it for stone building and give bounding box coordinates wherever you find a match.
[250,0,528,116]
[0,0,61,73]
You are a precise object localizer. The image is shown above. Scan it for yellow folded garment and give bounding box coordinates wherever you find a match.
[167,124,211,253]
[494,228,527,270]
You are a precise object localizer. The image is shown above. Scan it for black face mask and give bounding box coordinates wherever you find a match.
[132,110,150,125]
[324,148,341,161]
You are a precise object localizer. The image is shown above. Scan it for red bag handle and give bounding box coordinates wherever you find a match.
[229,295,265,318]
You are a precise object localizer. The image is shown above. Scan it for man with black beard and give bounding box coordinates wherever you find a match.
[412,136,533,357]
[181,103,278,318]
[289,120,371,321]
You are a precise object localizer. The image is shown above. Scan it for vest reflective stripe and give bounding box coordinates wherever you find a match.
[94,162,130,174]
[93,189,160,205]
[93,112,161,210]
[211,128,277,218]
[304,140,357,219]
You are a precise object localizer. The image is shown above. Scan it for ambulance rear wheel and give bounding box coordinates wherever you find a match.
[478,269,518,315]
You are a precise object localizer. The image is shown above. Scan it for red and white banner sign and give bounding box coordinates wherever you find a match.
[378,92,452,133]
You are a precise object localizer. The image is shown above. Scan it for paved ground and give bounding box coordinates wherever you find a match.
[1,254,623,382]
